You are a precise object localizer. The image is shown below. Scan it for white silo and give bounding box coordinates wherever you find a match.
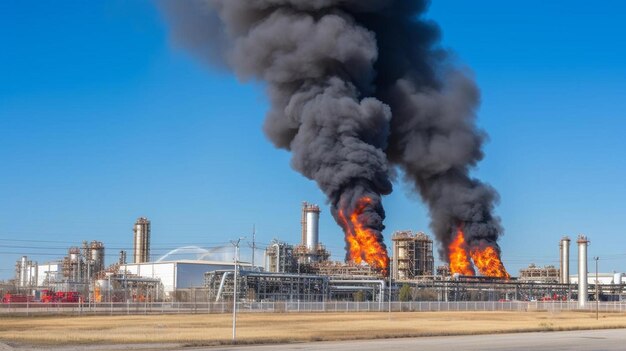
[301,202,321,261]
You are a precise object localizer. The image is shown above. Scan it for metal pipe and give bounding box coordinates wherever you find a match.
[577,235,589,308]
[233,240,241,343]
[215,272,233,302]
[329,279,386,302]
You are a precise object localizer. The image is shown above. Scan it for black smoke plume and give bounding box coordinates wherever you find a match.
[158,0,504,266]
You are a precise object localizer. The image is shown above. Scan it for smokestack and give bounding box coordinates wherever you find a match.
[577,235,589,308]
[158,0,506,274]
[560,236,571,284]
[133,217,151,263]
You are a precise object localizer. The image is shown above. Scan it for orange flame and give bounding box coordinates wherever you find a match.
[470,245,510,279]
[448,228,475,276]
[338,197,389,274]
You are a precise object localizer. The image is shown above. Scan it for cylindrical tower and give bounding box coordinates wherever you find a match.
[133,217,151,263]
[90,241,105,273]
[560,236,571,284]
[19,256,28,287]
[305,208,320,251]
[30,262,38,287]
[301,203,320,250]
[577,235,589,308]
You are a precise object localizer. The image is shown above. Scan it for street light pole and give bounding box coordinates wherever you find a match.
[230,237,245,343]
[594,256,599,320]
[388,263,392,320]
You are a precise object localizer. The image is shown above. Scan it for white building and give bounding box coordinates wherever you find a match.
[570,272,625,285]
[120,260,250,295]
[36,262,62,287]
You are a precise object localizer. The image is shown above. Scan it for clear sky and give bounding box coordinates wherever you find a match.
[1,1,625,280]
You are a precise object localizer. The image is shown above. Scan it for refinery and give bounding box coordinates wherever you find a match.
[1,202,624,307]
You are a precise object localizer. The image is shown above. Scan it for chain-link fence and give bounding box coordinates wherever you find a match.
[1,300,626,316]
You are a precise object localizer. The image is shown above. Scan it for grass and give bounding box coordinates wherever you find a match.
[1,311,626,346]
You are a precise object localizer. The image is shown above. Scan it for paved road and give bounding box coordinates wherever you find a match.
[4,329,626,351]
[204,329,626,351]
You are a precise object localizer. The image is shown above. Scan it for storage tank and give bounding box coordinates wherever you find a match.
[577,235,589,308]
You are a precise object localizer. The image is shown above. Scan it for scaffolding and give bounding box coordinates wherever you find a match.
[133,217,151,263]
[265,240,297,273]
[313,261,382,278]
[519,264,560,283]
[391,231,434,280]
[293,244,331,265]
[436,265,451,277]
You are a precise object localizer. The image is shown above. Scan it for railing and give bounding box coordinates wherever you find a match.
[1,300,625,316]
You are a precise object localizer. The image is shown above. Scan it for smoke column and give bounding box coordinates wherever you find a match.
[158,0,506,274]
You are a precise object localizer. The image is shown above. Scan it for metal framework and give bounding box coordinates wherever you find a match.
[313,261,381,278]
[133,217,151,263]
[205,270,329,302]
[519,264,560,283]
[265,240,297,273]
[391,231,434,280]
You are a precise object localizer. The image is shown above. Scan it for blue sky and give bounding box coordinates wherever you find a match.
[1,1,625,279]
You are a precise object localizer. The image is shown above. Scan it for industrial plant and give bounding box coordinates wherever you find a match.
[2,205,625,307]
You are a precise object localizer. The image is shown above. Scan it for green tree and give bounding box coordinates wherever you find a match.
[399,284,412,302]
[353,290,365,302]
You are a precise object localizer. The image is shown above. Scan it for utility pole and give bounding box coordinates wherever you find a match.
[249,225,256,270]
[594,256,599,320]
[388,263,392,320]
[230,237,245,343]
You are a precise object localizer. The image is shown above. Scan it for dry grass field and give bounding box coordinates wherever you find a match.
[1,311,626,346]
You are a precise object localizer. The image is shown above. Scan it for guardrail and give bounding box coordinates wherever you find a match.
[1,300,626,316]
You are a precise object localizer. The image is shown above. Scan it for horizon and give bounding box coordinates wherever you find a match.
[1,1,625,280]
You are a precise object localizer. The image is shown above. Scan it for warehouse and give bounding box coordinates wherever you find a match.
[120,259,250,296]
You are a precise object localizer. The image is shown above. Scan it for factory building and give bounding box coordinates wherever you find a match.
[391,231,434,280]
[265,239,297,273]
[133,217,151,263]
[120,260,251,296]
[205,270,329,302]
[570,273,625,286]
[14,256,38,288]
[61,241,106,283]
[36,262,62,287]
[518,264,560,283]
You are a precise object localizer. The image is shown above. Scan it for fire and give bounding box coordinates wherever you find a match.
[470,245,510,279]
[338,197,389,274]
[448,229,475,276]
[448,227,510,279]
